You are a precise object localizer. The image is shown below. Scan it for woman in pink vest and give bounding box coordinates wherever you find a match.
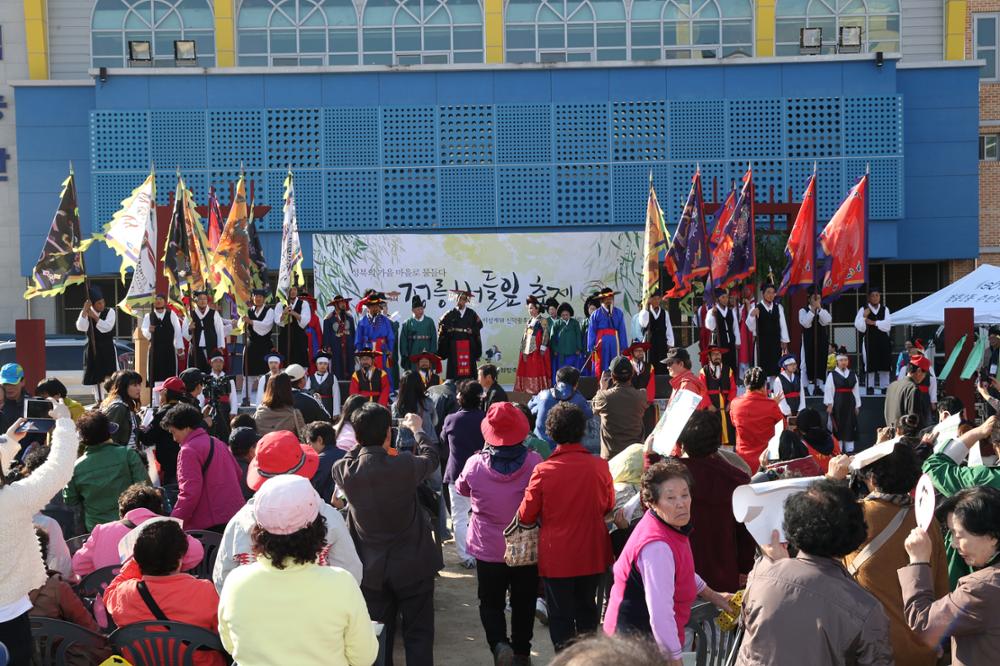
[603,460,732,664]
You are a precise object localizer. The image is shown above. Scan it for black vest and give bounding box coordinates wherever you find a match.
[778,372,802,413]
[863,305,891,373]
[354,368,384,400]
[247,306,273,344]
[193,308,219,351]
[644,308,670,366]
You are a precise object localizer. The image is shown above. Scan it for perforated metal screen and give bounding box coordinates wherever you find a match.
[88,94,904,233]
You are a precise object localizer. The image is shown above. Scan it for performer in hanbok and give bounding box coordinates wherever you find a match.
[824,347,861,453]
[355,291,397,389]
[242,288,275,404]
[637,289,674,373]
[799,287,832,395]
[737,283,756,382]
[704,287,740,374]
[746,281,789,382]
[184,290,225,374]
[255,351,284,406]
[323,295,356,383]
[141,293,184,399]
[76,285,119,401]
[700,346,737,448]
[580,293,601,377]
[206,348,238,442]
[349,349,390,406]
[514,296,552,394]
[550,302,585,383]
[399,296,437,372]
[276,285,311,369]
[586,287,628,375]
[854,286,893,393]
[308,350,341,418]
[773,354,807,418]
[437,289,483,381]
[545,297,559,319]
[411,352,442,389]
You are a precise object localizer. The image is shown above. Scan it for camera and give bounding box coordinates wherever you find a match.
[202,374,237,416]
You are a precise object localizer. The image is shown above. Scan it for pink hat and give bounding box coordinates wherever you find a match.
[481,402,530,447]
[253,475,320,535]
[247,430,320,491]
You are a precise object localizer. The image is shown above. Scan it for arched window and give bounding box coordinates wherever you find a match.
[775,0,900,55]
[506,0,627,63]
[629,0,752,60]
[361,0,484,65]
[92,0,215,67]
[237,0,360,65]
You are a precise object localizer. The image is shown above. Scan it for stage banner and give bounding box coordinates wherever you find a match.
[314,231,643,386]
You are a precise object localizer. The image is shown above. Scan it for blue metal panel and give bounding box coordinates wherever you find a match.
[17,160,90,194]
[906,107,980,143]
[325,108,380,168]
[728,99,783,158]
[779,62,845,97]
[497,165,553,228]
[844,96,902,156]
[150,110,207,170]
[268,169,325,231]
[14,86,93,127]
[205,76,266,108]
[179,171,210,219]
[787,159,843,221]
[723,66,782,99]
[664,67,726,100]
[491,71,553,104]
[496,105,551,164]
[608,68,667,102]
[210,167,269,224]
[611,100,667,162]
[91,111,149,170]
[326,169,382,230]
[320,73,381,107]
[551,69,610,103]
[92,171,146,232]
[845,158,903,220]
[435,72,495,105]
[379,73,439,106]
[613,163,670,228]
[439,105,495,165]
[555,163,611,226]
[868,221,898,259]
[843,61,897,96]
[265,108,322,168]
[382,107,437,167]
[383,167,438,228]
[668,161,726,220]
[554,103,609,163]
[668,100,725,160]
[784,98,843,159]
[264,75,323,108]
[95,78,150,110]
[905,141,978,177]
[440,167,496,227]
[208,109,266,169]
[728,159,785,209]
[148,76,208,110]
[18,127,88,164]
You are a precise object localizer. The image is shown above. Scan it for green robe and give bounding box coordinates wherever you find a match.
[551,318,584,356]
[399,315,438,370]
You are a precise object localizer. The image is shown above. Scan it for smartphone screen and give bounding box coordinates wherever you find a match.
[24,398,52,420]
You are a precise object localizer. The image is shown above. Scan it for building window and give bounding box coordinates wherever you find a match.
[362,0,485,65]
[238,0,360,66]
[981,134,999,161]
[505,0,750,64]
[975,14,998,80]
[91,0,216,68]
[774,0,899,57]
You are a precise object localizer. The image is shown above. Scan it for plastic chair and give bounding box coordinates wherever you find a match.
[185,530,222,581]
[29,617,109,666]
[74,565,121,632]
[686,601,739,666]
[110,621,229,666]
[64,533,91,556]
[0,640,8,666]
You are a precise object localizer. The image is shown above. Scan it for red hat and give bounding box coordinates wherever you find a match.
[623,341,650,357]
[706,345,729,355]
[909,354,931,373]
[481,402,530,447]
[247,430,320,491]
[155,377,186,393]
[410,352,442,374]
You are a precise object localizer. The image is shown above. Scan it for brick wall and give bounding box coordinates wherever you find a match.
[968,1,1000,267]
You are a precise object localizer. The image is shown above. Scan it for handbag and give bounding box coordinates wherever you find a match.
[503,516,539,567]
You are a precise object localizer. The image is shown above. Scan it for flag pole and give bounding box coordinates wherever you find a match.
[72,159,100,399]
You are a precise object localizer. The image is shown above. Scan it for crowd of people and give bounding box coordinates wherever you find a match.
[1,275,1000,666]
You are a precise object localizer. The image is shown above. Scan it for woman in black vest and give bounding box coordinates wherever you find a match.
[747,283,788,381]
[141,294,184,393]
[75,285,118,401]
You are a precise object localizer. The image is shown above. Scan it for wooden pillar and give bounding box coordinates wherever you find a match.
[944,307,976,420]
[15,320,46,391]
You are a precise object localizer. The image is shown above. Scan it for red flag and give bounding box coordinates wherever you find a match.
[778,174,817,296]
[819,175,868,301]
[711,168,755,292]
[665,171,710,299]
[207,188,223,251]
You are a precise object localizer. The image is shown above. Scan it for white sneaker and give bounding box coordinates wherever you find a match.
[535,598,549,625]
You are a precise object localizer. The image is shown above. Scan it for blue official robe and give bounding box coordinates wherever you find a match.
[355,313,397,390]
[587,306,628,374]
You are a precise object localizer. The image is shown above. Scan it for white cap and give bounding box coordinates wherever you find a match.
[284,363,307,381]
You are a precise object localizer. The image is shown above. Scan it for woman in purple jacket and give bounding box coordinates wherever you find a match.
[441,380,487,568]
[455,402,542,666]
[163,403,246,533]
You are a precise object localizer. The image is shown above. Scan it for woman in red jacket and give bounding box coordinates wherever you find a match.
[729,367,785,473]
[518,402,615,652]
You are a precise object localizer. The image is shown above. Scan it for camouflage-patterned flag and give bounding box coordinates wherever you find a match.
[25,169,89,298]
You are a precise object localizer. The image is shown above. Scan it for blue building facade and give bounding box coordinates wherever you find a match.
[14,56,979,283]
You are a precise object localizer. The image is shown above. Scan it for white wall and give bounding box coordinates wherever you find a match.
[901,0,946,61]
[47,0,91,81]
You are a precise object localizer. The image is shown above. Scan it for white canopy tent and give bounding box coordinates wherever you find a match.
[892,264,1000,326]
